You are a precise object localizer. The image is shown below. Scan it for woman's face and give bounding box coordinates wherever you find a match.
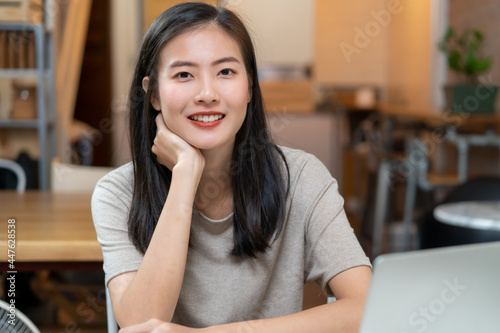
[149,24,250,151]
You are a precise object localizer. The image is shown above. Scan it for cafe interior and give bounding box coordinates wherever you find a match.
[0,0,499,331]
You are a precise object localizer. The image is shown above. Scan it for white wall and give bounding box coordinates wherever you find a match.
[223,0,314,66]
[430,0,448,111]
[385,0,448,111]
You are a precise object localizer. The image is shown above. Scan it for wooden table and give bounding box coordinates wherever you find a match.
[0,191,102,270]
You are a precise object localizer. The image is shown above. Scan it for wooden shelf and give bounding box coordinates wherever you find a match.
[0,22,41,31]
[0,20,55,189]
[0,119,38,128]
[0,119,55,128]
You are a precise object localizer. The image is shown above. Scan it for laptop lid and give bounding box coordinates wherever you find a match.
[359,241,500,333]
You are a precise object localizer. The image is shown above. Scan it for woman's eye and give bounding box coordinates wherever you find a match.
[219,69,235,76]
[176,72,192,79]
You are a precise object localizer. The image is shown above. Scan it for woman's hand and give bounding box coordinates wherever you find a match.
[152,113,205,176]
[119,318,205,333]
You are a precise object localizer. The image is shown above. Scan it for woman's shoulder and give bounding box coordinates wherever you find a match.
[92,161,134,204]
[278,146,334,185]
[277,145,340,209]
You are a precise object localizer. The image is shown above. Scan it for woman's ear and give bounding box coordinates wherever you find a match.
[142,76,161,111]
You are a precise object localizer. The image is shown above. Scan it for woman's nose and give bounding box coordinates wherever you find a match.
[195,77,220,104]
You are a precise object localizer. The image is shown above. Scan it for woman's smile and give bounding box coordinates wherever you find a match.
[187,111,226,128]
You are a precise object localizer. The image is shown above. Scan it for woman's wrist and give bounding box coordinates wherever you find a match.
[171,159,204,196]
[172,153,204,178]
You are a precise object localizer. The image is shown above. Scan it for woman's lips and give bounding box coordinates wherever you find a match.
[188,112,225,128]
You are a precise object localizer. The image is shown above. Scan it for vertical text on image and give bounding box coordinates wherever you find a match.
[7,218,17,325]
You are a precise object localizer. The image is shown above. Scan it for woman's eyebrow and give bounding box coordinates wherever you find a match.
[169,56,240,68]
[212,56,240,66]
[169,60,197,68]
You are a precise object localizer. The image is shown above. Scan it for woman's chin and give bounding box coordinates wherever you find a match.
[190,140,235,153]
[181,133,236,152]
[187,140,217,151]
[193,143,219,151]
[177,135,214,150]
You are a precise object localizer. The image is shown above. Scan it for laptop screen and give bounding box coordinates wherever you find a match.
[359,241,500,333]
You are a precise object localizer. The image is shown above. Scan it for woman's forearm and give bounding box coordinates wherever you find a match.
[114,166,201,326]
[206,298,365,333]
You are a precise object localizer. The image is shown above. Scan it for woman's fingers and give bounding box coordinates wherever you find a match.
[155,112,168,132]
[152,113,205,175]
[152,113,184,169]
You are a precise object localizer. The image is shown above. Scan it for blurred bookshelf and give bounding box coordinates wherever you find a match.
[0,17,56,189]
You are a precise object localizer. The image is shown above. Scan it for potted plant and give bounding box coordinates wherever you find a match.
[439,27,498,114]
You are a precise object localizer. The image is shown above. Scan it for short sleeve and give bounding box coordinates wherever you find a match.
[301,157,371,296]
[91,164,143,286]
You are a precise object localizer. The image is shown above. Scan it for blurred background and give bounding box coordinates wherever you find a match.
[1,0,499,331]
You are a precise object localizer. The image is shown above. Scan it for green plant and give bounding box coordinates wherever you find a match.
[438,27,492,83]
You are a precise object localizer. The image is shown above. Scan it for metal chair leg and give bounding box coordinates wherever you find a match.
[402,163,417,251]
[106,286,118,333]
[371,160,392,259]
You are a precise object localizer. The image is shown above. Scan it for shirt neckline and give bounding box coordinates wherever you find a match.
[194,205,234,223]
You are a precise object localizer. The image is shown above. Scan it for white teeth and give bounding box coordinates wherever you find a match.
[190,114,224,122]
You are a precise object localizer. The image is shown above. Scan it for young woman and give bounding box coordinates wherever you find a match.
[92,2,372,332]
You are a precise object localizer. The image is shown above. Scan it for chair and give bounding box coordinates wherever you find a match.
[418,177,500,249]
[51,159,113,192]
[0,299,41,333]
[398,137,459,253]
[0,158,27,193]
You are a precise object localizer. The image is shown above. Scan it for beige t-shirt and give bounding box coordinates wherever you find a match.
[91,146,371,327]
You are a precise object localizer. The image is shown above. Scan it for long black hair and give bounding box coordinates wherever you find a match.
[128,2,289,258]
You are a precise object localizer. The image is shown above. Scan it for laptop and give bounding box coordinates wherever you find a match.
[359,241,500,333]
